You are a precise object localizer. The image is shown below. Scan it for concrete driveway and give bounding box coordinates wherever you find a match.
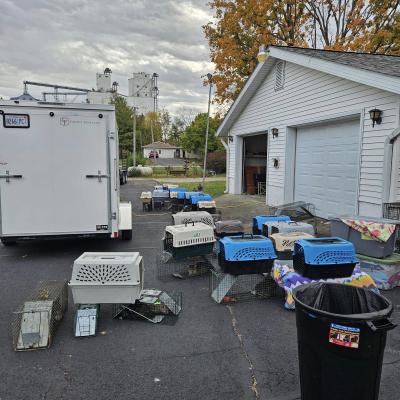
[0,180,399,400]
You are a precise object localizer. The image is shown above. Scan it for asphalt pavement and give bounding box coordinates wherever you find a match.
[0,180,399,400]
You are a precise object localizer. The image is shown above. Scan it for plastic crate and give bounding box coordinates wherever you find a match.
[69,252,143,304]
[163,223,215,259]
[252,215,291,235]
[267,221,315,236]
[197,200,216,214]
[172,211,214,227]
[293,237,357,279]
[215,220,244,238]
[190,194,213,205]
[270,232,314,260]
[218,235,277,275]
[184,191,203,205]
[330,216,399,258]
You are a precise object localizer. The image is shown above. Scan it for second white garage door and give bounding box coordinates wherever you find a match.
[295,119,360,218]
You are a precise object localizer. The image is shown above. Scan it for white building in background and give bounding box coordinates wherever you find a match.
[126,72,158,115]
[87,68,117,105]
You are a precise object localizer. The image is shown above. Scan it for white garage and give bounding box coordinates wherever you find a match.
[217,46,400,218]
[294,119,360,218]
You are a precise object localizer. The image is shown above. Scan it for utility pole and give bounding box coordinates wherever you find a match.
[132,107,137,166]
[202,73,213,189]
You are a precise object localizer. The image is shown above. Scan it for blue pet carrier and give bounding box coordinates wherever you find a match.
[183,191,203,205]
[218,235,277,275]
[293,237,358,279]
[190,194,213,205]
[169,187,187,194]
[252,215,291,235]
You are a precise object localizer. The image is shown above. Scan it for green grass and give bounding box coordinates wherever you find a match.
[163,180,226,198]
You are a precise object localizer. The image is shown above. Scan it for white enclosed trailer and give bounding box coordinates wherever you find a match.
[0,101,132,244]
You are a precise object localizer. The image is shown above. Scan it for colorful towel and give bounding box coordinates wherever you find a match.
[341,219,395,242]
[272,261,378,310]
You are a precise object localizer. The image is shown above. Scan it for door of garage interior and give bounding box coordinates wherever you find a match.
[294,119,360,218]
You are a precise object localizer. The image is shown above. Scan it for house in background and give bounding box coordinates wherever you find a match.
[217,45,400,218]
[142,142,197,159]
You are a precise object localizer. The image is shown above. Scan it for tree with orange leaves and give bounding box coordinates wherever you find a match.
[204,0,400,107]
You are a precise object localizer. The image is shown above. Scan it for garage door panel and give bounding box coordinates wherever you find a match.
[295,119,360,218]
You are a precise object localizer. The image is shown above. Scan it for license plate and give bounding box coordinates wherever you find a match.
[3,114,30,128]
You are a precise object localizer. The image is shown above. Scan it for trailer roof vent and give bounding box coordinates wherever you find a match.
[274,61,286,92]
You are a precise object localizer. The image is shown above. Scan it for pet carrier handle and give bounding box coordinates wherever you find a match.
[366,319,397,332]
[241,233,254,238]
[184,221,195,227]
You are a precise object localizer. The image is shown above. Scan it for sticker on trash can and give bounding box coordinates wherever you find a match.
[329,323,360,349]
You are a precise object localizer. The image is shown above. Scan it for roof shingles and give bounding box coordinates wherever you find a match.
[273,46,400,78]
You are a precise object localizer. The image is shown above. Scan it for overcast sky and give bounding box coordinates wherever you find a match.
[0,0,214,115]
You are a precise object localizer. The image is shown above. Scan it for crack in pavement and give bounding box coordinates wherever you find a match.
[227,305,260,400]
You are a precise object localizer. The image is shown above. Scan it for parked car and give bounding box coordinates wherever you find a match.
[149,150,159,159]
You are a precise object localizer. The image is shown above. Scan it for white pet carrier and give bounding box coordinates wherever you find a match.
[270,232,314,252]
[269,221,315,236]
[164,223,215,258]
[69,252,143,304]
[140,192,152,199]
[170,191,179,199]
[172,211,214,227]
[197,201,216,209]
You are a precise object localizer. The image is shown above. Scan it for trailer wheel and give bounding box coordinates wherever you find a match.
[121,229,132,240]
[1,239,17,246]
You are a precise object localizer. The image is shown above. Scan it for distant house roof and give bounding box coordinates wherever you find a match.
[143,141,181,149]
[217,45,400,137]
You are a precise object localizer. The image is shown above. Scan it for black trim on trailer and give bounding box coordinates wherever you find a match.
[1,233,112,242]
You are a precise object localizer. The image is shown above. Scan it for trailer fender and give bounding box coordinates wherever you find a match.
[119,202,132,230]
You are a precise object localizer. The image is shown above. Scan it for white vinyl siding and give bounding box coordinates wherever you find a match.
[228,61,400,216]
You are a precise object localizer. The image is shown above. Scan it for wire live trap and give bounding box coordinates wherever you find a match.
[11,281,68,351]
[112,290,182,324]
[210,270,284,304]
[157,252,215,281]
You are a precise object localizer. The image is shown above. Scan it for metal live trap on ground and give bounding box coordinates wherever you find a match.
[112,290,182,325]
[12,281,68,351]
[209,270,284,304]
[157,251,216,281]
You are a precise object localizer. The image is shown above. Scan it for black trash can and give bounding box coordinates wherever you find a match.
[292,283,396,400]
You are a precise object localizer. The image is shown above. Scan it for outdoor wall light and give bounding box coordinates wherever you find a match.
[369,108,382,127]
[272,128,279,139]
[273,158,279,168]
[228,135,233,143]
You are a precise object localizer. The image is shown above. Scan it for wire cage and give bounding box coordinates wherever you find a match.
[12,281,68,351]
[112,291,182,325]
[157,252,215,281]
[209,270,284,303]
[383,203,400,220]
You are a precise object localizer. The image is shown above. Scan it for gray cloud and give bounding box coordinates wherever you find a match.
[0,0,214,115]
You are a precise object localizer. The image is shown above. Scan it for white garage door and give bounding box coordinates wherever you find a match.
[295,119,360,218]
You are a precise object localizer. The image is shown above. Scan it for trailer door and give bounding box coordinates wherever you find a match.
[0,109,111,236]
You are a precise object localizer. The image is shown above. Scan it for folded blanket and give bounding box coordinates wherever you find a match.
[342,219,395,243]
[272,261,378,310]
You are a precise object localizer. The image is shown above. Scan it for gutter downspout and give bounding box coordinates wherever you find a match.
[220,137,229,193]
